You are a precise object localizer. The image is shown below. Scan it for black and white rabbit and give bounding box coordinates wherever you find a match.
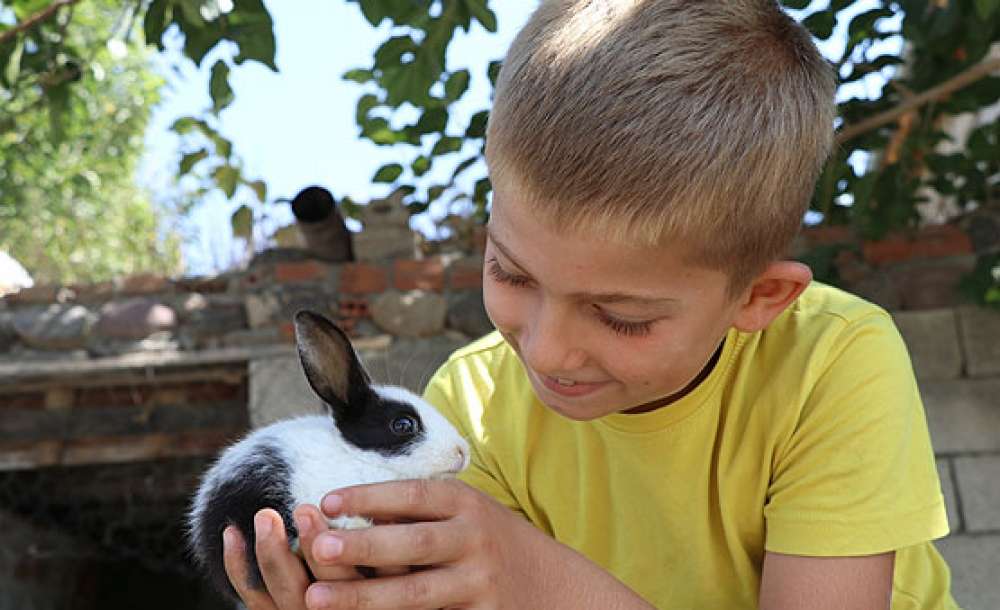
[187,310,470,603]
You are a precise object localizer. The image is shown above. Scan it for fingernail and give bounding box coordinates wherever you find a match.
[306,584,333,608]
[222,526,236,549]
[316,533,343,560]
[322,493,343,514]
[254,511,272,539]
[293,511,310,537]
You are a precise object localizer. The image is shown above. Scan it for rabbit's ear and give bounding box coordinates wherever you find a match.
[293,310,372,417]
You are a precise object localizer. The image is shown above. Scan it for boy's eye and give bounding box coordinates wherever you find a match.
[594,307,655,337]
[487,258,531,287]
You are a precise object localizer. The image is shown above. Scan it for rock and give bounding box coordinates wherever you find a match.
[354,189,417,262]
[446,291,494,339]
[249,355,324,428]
[892,309,962,380]
[358,334,470,393]
[245,292,282,328]
[177,304,248,350]
[846,269,902,310]
[87,331,179,357]
[0,311,16,351]
[957,306,1000,377]
[12,304,96,350]
[371,290,446,337]
[94,298,177,340]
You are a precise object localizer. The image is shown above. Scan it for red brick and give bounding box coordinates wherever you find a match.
[863,225,973,267]
[122,272,170,294]
[274,260,329,283]
[448,261,484,290]
[279,322,296,343]
[909,225,972,259]
[4,283,61,304]
[69,280,115,302]
[340,263,389,294]
[338,297,370,318]
[803,225,854,246]
[863,234,910,266]
[394,258,445,292]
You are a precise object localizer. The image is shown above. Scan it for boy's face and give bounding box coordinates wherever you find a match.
[484,184,744,421]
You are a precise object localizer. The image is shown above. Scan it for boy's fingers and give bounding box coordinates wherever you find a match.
[311,521,465,569]
[222,526,280,610]
[322,478,464,522]
[254,509,311,610]
[305,568,466,610]
[292,504,365,582]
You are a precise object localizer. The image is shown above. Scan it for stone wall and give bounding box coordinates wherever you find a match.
[893,307,1000,609]
[0,251,491,363]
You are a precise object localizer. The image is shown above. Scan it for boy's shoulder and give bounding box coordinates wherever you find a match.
[788,281,890,326]
[445,330,512,365]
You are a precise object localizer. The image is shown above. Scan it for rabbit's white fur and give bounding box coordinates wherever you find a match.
[190,384,469,547]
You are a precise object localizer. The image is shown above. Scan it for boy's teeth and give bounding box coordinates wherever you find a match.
[556,377,576,386]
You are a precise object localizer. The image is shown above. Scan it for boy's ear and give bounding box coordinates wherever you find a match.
[731,261,813,333]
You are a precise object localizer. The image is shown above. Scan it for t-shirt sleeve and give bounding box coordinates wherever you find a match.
[763,312,950,556]
[422,359,526,517]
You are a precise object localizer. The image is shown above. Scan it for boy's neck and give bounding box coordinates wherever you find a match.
[622,338,725,415]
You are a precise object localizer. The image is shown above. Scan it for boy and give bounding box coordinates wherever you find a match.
[223,0,957,608]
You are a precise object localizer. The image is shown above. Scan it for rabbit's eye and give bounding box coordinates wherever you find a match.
[390,415,419,437]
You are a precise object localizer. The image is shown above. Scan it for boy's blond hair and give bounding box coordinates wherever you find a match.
[486,0,836,296]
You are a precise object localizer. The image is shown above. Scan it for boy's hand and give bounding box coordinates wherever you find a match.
[302,478,655,610]
[222,505,364,610]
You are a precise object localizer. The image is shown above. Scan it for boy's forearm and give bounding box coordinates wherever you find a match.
[531,536,656,610]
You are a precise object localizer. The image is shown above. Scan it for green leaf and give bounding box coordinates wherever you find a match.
[428,185,446,202]
[143,0,170,50]
[974,0,999,20]
[359,0,390,26]
[356,94,380,125]
[231,204,254,240]
[209,60,234,113]
[412,155,432,176]
[362,117,408,145]
[473,176,492,204]
[373,163,404,183]
[444,69,470,102]
[179,149,209,174]
[464,0,498,32]
[229,0,279,71]
[431,136,463,156]
[465,110,489,138]
[451,156,478,180]
[213,165,240,198]
[3,36,23,87]
[248,179,267,202]
[414,108,449,134]
[488,60,502,86]
[343,68,374,84]
[803,10,837,40]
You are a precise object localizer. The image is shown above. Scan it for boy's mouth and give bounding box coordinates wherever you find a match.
[537,373,609,398]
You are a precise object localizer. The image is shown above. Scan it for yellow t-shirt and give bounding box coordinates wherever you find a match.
[423,283,957,609]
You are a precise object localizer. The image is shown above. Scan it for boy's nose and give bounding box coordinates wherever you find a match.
[519,304,587,376]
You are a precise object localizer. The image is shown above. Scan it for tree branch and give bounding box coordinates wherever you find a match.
[0,0,83,46]
[836,56,1000,144]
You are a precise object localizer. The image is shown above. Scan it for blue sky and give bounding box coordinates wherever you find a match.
[140,0,894,276]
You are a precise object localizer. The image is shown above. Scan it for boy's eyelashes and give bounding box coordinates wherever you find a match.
[487,257,532,287]
[486,258,656,338]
